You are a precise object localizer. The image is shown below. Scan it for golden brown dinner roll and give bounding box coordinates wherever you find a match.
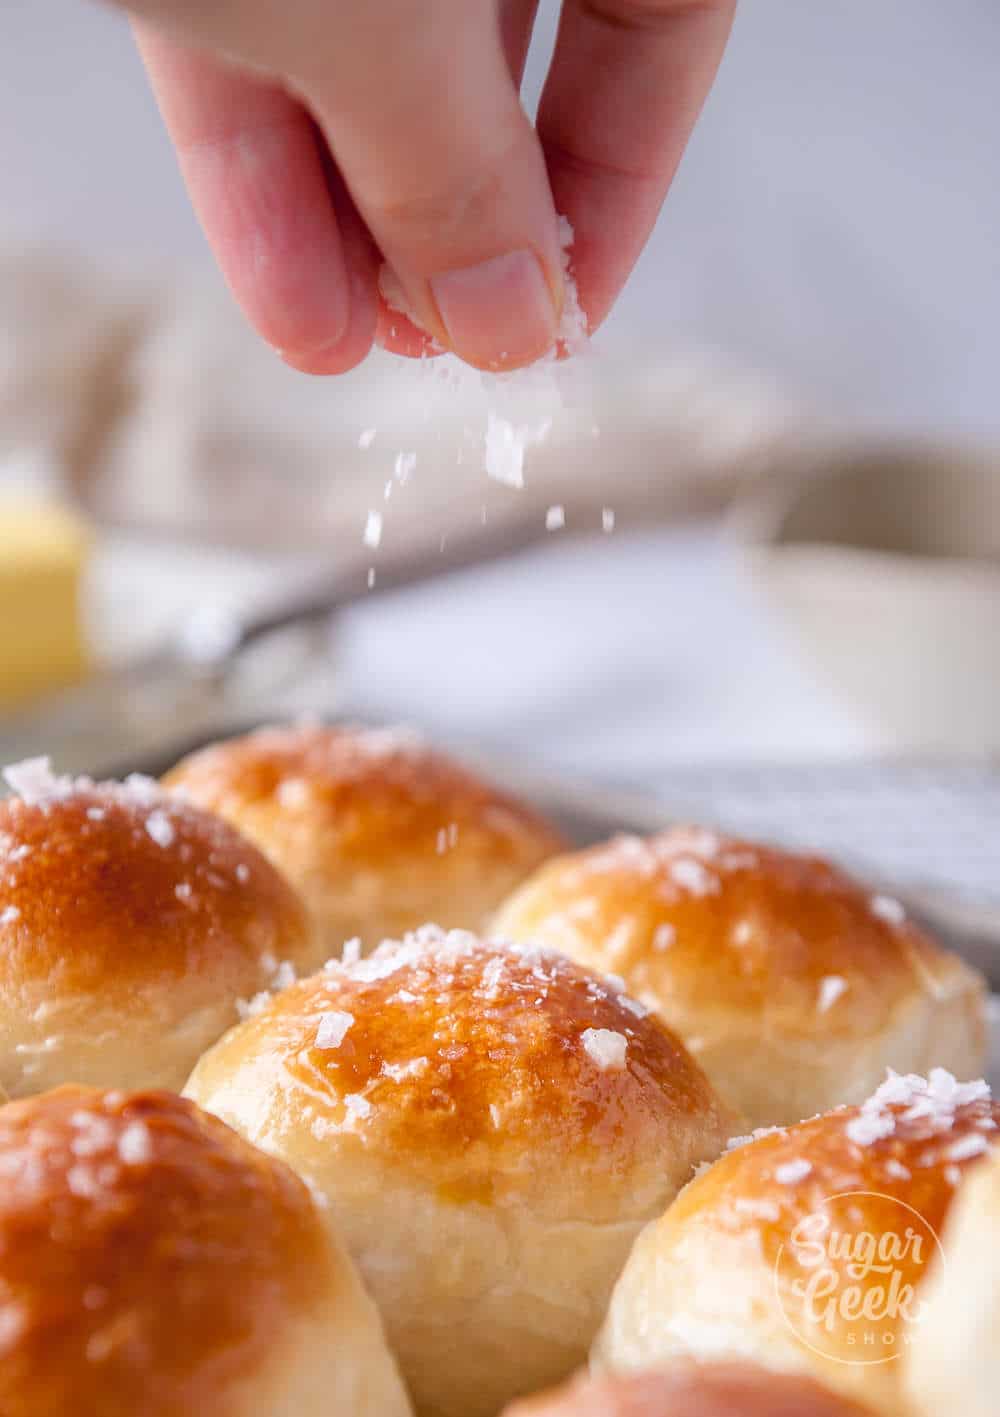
[595,1069,1000,1415]
[0,756,325,1096]
[186,926,735,1417]
[493,828,987,1127]
[505,1363,877,1417]
[0,1086,411,1417]
[904,1142,1000,1417]
[163,723,566,954]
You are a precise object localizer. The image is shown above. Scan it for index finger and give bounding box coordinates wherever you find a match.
[537,0,736,331]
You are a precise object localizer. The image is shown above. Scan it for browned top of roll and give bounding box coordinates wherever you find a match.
[492,827,976,1039]
[162,724,567,918]
[0,1087,330,1415]
[0,777,313,1004]
[187,928,733,1222]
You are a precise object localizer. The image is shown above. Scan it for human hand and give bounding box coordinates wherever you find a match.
[118,0,735,374]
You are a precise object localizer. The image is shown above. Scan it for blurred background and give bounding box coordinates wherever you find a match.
[0,0,997,917]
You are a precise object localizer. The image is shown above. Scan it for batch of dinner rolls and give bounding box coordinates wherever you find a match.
[0,722,995,1416]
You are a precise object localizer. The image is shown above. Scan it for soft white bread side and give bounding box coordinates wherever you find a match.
[493,828,987,1128]
[594,1070,1000,1416]
[904,1144,1000,1417]
[186,927,735,1417]
[163,724,567,954]
[0,761,323,1096]
[0,1087,412,1417]
[504,1363,879,1417]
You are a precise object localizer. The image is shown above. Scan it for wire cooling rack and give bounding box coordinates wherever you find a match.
[644,759,999,914]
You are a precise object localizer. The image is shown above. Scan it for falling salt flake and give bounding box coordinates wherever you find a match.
[363,511,383,550]
[775,1159,813,1185]
[235,863,250,885]
[653,923,675,951]
[489,1103,502,1129]
[368,568,376,589]
[483,413,551,489]
[144,811,175,849]
[581,1027,628,1070]
[174,881,193,903]
[945,1165,963,1188]
[344,1094,373,1121]
[316,1011,354,1050]
[118,1121,152,1166]
[545,504,565,532]
[0,905,20,926]
[602,507,615,533]
[86,807,105,822]
[394,451,417,483]
[358,428,377,450]
[884,1159,912,1181]
[946,1133,990,1163]
[555,214,588,353]
[871,894,906,925]
[818,975,849,1013]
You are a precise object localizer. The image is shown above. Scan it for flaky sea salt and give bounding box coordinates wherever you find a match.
[382,1057,429,1082]
[394,451,417,483]
[653,923,676,951]
[358,428,376,449]
[818,976,849,1013]
[602,507,615,533]
[581,1028,628,1070]
[316,1011,354,1050]
[0,905,20,926]
[484,412,551,489]
[144,810,175,849]
[2,756,74,804]
[871,894,906,925]
[118,1121,152,1165]
[363,510,383,549]
[670,858,718,896]
[344,1094,373,1121]
[342,938,362,967]
[945,1133,990,1162]
[545,504,565,531]
[775,1159,813,1185]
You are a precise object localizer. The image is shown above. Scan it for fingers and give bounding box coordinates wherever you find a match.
[295,2,564,371]
[537,0,736,331]
[134,28,377,373]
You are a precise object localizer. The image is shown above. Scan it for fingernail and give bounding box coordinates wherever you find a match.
[431,250,558,370]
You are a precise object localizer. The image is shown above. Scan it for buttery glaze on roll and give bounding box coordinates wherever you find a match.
[595,1069,999,1416]
[186,926,734,1417]
[0,1087,411,1417]
[504,1363,878,1417]
[905,1143,1000,1417]
[493,828,987,1127]
[0,757,323,1096]
[163,723,567,954]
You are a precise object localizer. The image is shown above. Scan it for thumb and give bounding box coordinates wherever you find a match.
[295,4,566,371]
